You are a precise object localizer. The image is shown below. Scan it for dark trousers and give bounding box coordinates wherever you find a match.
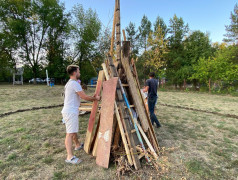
[148,96,161,126]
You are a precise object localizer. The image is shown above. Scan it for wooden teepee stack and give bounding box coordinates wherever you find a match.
[83,0,159,169]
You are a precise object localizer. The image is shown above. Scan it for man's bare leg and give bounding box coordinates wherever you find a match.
[65,133,74,160]
[73,133,80,148]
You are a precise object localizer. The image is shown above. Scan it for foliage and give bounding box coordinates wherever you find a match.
[166,14,189,86]
[138,15,152,52]
[125,22,139,58]
[224,3,238,43]
[0,0,69,83]
[145,26,168,75]
[71,4,101,69]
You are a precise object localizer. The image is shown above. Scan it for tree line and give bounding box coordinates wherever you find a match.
[0,0,110,84]
[0,0,237,93]
[125,4,238,93]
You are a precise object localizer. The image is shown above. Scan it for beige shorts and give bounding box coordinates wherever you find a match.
[62,113,79,133]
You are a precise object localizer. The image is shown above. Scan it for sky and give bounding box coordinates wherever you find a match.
[62,0,237,43]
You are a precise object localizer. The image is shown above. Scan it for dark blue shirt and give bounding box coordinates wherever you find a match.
[146,78,158,98]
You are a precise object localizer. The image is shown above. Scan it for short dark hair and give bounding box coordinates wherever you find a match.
[67,65,79,75]
[149,72,155,77]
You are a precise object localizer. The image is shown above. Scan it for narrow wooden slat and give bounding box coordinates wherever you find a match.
[84,71,105,154]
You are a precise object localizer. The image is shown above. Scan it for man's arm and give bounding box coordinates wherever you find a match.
[143,86,149,92]
[77,91,100,102]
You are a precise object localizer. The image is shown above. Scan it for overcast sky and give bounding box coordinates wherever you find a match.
[62,0,237,43]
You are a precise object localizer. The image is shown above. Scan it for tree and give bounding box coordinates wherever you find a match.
[138,15,152,52]
[166,14,189,87]
[192,44,238,92]
[183,30,214,89]
[224,3,238,43]
[0,0,68,84]
[71,4,101,69]
[126,22,139,58]
[154,16,168,37]
[45,4,71,84]
[146,26,168,75]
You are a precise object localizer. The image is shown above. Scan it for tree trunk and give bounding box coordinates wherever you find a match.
[209,78,211,93]
[183,79,186,90]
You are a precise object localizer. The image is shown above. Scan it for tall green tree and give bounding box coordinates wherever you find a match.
[224,3,238,43]
[138,15,152,52]
[154,16,168,37]
[183,30,214,88]
[126,22,139,58]
[0,0,68,83]
[146,26,168,75]
[71,4,101,69]
[45,4,70,84]
[166,14,189,87]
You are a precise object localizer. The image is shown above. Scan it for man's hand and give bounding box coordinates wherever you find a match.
[95,95,100,101]
[93,94,101,101]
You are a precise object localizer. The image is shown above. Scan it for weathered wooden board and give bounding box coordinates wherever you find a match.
[96,77,118,168]
[84,71,105,154]
[121,41,149,132]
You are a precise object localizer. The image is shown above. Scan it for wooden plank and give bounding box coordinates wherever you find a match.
[131,59,159,152]
[105,57,141,169]
[84,71,105,154]
[102,63,133,166]
[121,41,149,132]
[110,5,116,56]
[92,117,101,156]
[112,121,121,150]
[96,77,118,168]
[79,107,92,111]
[122,29,126,41]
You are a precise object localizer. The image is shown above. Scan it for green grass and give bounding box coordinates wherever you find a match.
[0,85,238,179]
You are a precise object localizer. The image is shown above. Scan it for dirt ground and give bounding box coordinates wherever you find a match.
[0,85,237,179]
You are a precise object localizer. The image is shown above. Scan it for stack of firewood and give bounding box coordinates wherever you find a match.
[81,0,160,170]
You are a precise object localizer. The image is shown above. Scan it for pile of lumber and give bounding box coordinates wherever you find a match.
[81,0,160,170]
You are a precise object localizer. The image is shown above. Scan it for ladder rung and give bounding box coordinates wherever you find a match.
[131,129,136,133]
[124,105,135,108]
[122,84,129,87]
[138,153,145,159]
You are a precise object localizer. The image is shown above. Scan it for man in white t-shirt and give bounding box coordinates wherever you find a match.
[62,65,100,164]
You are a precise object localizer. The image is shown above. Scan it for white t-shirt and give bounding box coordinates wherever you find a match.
[61,79,83,114]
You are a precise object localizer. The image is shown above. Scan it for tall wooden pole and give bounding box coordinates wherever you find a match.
[110,6,116,56]
[115,0,121,63]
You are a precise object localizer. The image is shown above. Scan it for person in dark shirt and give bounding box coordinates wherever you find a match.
[143,72,161,128]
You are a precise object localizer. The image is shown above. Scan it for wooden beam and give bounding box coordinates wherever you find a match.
[131,59,159,152]
[79,107,92,111]
[122,29,126,41]
[84,71,105,154]
[115,0,121,63]
[110,5,116,56]
[121,41,149,132]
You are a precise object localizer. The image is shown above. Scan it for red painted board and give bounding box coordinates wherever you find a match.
[84,71,104,153]
[96,77,118,168]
